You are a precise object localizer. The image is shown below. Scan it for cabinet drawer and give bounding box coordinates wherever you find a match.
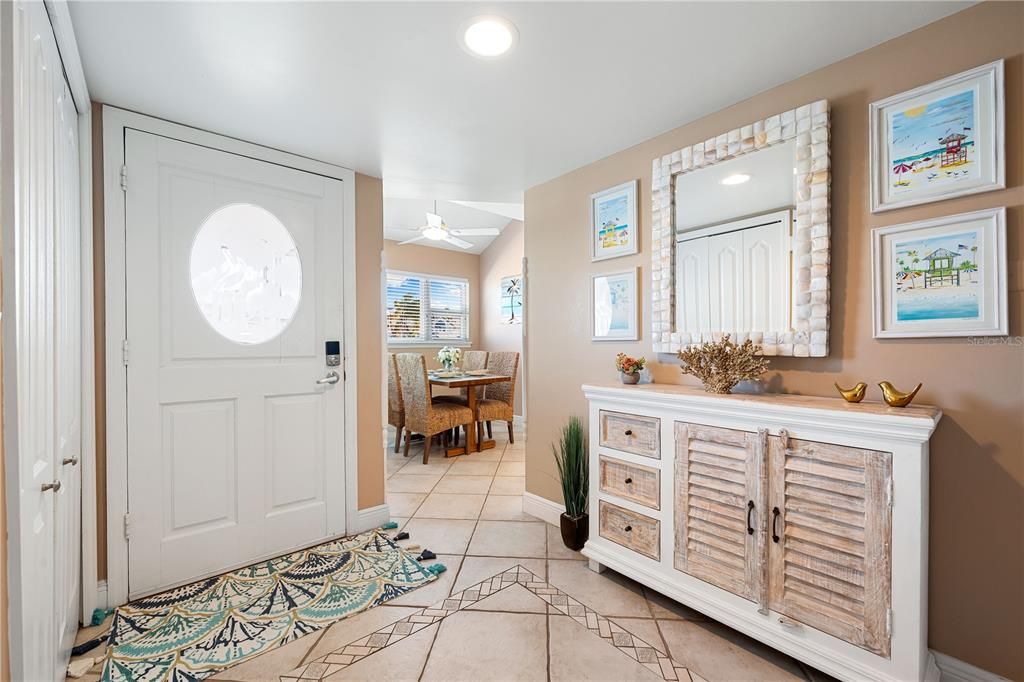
[599,456,660,510]
[599,500,660,561]
[599,410,660,459]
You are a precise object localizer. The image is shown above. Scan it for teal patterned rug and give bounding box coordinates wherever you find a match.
[101,528,435,681]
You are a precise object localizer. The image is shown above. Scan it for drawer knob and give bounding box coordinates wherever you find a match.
[624,477,633,484]
[624,525,632,532]
[624,429,633,436]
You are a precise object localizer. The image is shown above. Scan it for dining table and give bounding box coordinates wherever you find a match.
[429,371,512,456]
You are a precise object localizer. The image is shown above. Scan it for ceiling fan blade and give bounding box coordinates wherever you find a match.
[443,235,474,249]
[449,228,501,236]
[426,212,445,228]
[398,235,426,246]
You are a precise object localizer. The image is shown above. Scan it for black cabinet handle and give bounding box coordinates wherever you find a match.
[624,477,633,484]
[772,507,781,543]
[624,525,632,532]
[624,429,633,436]
[746,500,755,535]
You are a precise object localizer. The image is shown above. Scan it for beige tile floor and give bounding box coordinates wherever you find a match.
[67,424,836,682]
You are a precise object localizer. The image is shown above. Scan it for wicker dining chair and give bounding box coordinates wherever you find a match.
[387,353,405,453]
[396,353,474,464]
[477,351,520,443]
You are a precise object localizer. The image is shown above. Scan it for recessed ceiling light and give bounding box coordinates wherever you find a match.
[459,16,518,58]
[721,173,751,185]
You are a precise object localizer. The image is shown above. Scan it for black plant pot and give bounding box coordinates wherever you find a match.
[560,512,589,551]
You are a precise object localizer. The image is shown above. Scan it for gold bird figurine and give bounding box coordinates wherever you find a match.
[878,381,922,407]
[835,382,867,403]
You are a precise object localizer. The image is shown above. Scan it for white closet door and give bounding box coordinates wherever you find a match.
[742,221,789,333]
[708,231,744,333]
[675,238,711,336]
[7,2,82,679]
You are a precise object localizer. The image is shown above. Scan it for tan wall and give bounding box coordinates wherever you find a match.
[89,107,390,572]
[383,239,482,363]
[355,174,386,509]
[524,3,1024,678]
[480,220,525,415]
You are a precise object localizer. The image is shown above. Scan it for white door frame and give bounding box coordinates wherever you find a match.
[101,106,360,607]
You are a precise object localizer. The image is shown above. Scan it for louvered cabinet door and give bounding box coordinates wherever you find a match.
[767,436,892,658]
[674,422,764,602]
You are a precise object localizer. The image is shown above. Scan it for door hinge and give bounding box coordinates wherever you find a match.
[120,165,128,192]
[122,338,130,366]
[123,513,132,541]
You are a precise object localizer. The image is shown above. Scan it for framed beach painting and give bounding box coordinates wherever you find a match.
[872,207,1006,338]
[591,180,638,261]
[869,60,1004,213]
[592,267,639,341]
[500,274,523,325]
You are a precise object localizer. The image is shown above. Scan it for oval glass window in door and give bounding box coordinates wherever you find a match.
[189,203,302,344]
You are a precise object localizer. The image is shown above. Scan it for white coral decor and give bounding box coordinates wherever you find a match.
[436,346,462,370]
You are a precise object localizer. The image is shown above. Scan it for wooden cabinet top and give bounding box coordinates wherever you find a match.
[583,383,941,442]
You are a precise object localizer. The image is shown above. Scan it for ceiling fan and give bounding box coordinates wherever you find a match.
[398,202,500,249]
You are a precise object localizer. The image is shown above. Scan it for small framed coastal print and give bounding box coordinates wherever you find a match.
[872,207,1006,338]
[500,274,523,325]
[592,267,639,341]
[869,60,1004,213]
[591,180,638,261]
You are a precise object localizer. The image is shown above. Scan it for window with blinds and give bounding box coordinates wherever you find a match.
[386,270,470,344]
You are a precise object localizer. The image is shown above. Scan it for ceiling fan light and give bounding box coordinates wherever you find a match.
[423,226,447,241]
[459,16,518,58]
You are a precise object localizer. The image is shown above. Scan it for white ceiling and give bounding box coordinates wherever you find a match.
[384,199,515,254]
[69,2,969,204]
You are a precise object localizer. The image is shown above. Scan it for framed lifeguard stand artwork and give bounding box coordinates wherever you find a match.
[869,60,1004,212]
[591,180,639,261]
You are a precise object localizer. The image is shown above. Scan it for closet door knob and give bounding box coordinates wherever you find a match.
[41,481,61,493]
[62,456,78,466]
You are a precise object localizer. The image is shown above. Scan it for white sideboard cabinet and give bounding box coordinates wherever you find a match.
[582,383,941,681]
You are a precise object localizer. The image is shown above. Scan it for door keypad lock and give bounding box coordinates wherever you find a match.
[325,340,341,367]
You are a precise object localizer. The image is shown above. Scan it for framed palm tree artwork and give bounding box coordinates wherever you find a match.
[872,207,1006,338]
[500,275,523,325]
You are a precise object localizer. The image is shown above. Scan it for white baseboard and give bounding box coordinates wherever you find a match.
[513,415,526,427]
[523,492,562,526]
[95,580,109,611]
[932,650,1008,682]
[352,504,391,534]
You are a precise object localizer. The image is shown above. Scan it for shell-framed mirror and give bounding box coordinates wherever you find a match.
[650,100,831,357]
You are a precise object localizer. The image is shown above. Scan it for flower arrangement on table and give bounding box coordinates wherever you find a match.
[436,346,462,371]
[615,353,646,384]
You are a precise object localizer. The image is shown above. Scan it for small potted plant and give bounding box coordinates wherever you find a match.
[615,353,646,385]
[436,346,462,372]
[553,416,589,550]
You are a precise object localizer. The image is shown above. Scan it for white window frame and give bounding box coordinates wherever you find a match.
[385,269,471,346]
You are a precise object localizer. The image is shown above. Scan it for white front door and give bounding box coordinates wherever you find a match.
[124,130,346,597]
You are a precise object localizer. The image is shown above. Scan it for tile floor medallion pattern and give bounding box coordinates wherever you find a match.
[100,529,436,681]
[69,424,833,682]
[281,565,689,681]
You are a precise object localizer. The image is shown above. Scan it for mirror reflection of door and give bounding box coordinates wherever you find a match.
[674,140,795,338]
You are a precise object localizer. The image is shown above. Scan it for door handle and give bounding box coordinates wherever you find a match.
[746,500,755,535]
[316,371,340,386]
[62,456,79,466]
[41,481,61,493]
[772,506,781,543]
